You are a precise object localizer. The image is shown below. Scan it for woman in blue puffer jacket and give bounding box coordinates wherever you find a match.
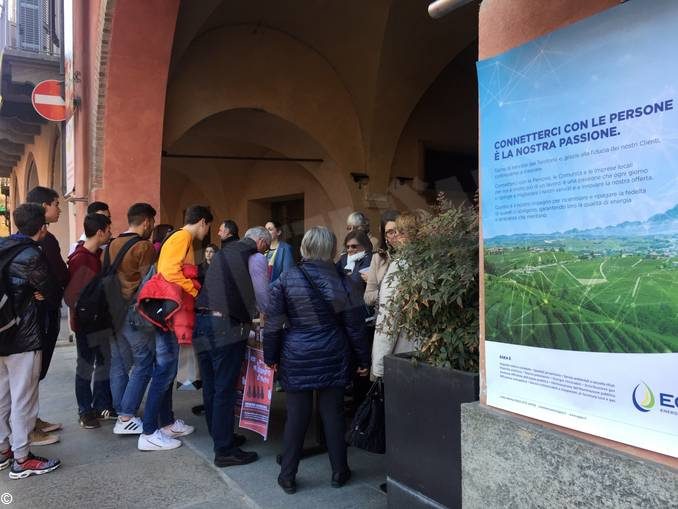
[264,226,370,495]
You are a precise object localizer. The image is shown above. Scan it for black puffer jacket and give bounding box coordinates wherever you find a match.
[0,236,49,356]
[263,260,370,391]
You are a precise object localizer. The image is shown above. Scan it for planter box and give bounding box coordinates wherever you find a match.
[384,353,479,509]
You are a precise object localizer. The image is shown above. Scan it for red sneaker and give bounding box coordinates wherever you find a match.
[9,453,61,479]
[0,449,12,470]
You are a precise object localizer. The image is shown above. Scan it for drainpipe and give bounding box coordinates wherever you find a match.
[428,0,475,19]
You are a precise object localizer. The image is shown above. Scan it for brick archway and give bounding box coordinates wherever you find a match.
[93,0,180,226]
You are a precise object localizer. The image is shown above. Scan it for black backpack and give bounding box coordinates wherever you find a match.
[0,244,31,342]
[75,236,141,334]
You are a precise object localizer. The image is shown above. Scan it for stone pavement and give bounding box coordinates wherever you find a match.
[0,345,386,509]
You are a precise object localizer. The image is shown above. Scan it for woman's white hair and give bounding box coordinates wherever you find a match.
[244,226,272,243]
[300,226,336,261]
[346,211,369,229]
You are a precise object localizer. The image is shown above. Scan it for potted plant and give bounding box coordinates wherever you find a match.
[382,195,479,508]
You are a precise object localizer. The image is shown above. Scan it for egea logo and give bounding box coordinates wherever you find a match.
[632,382,678,415]
[632,382,655,412]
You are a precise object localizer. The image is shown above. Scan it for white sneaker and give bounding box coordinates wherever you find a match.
[114,416,143,435]
[138,430,182,451]
[162,418,194,438]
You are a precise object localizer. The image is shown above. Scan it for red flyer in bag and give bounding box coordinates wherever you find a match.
[239,347,274,439]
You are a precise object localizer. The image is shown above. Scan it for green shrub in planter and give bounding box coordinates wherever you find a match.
[383,195,479,372]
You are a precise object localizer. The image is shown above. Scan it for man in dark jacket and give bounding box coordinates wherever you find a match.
[26,186,67,438]
[0,203,61,479]
[194,226,271,467]
[26,186,69,381]
[64,213,114,429]
[217,219,239,248]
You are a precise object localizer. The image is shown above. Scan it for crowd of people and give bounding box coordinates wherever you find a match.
[0,185,418,493]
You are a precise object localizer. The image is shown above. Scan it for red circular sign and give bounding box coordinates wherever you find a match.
[31,80,67,121]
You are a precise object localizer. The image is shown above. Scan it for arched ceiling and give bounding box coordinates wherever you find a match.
[166,0,479,189]
[166,108,355,215]
[164,25,365,171]
[168,108,326,160]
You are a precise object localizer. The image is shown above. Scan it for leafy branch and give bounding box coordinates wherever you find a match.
[382,195,479,372]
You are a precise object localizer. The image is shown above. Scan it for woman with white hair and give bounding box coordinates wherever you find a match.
[346,211,379,251]
[264,226,370,494]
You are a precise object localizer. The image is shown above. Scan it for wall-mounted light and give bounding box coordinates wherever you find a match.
[350,172,370,189]
[394,176,414,186]
[428,0,475,19]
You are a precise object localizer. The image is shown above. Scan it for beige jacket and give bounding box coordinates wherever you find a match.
[363,252,391,307]
[371,260,415,378]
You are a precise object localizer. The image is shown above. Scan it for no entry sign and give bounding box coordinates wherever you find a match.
[31,80,68,121]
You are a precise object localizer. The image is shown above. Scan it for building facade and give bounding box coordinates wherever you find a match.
[64,0,480,245]
[1,0,70,256]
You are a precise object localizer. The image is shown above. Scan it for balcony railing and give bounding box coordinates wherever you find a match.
[1,0,61,57]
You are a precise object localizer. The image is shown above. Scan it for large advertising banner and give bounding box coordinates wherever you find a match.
[479,0,677,458]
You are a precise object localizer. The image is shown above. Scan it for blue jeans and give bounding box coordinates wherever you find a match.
[194,314,248,454]
[75,331,112,415]
[110,310,155,417]
[142,329,179,434]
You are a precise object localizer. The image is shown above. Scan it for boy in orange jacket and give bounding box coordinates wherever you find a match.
[138,205,212,451]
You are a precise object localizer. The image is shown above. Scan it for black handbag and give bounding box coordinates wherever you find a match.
[346,378,386,454]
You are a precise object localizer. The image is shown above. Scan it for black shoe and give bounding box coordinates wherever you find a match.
[214,448,259,467]
[96,408,118,420]
[79,411,100,429]
[234,433,247,448]
[278,475,297,494]
[379,482,387,494]
[191,405,205,416]
[332,469,351,488]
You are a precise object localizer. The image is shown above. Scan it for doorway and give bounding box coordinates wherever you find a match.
[249,194,304,261]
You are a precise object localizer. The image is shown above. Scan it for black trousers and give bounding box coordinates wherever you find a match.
[196,340,246,455]
[40,307,61,380]
[193,314,250,455]
[351,326,375,410]
[281,387,348,480]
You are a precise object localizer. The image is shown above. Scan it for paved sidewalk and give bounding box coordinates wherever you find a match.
[0,345,386,509]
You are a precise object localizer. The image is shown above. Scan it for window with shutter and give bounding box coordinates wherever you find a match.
[18,0,40,51]
[49,0,60,52]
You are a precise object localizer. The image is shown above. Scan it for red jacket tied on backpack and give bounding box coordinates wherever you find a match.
[137,263,200,344]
